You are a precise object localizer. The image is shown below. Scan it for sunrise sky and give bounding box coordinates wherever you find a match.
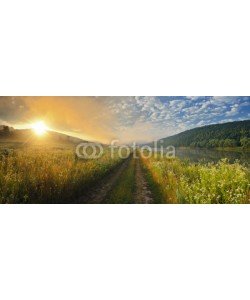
[0,96,249,143]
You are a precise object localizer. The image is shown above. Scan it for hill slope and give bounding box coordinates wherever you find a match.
[0,125,86,147]
[156,120,250,148]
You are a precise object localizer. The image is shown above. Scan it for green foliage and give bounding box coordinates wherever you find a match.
[223,139,237,147]
[143,156,250,204]
[240,137,250,149]
[156,120,250,149]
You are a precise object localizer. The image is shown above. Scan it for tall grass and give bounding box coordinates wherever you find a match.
[0,148,122,203]
[142,155,250,204]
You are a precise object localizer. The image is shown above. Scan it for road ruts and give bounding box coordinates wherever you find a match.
[134,157,154,204]
[76,157,131,204]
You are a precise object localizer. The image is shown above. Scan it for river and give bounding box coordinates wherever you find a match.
[174,148,250,165]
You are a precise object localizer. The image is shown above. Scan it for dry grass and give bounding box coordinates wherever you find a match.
[0,147,123,203]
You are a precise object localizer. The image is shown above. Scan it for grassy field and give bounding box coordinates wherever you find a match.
[141,153,250,204]
[0,144,249,204]
[0,146,123,204]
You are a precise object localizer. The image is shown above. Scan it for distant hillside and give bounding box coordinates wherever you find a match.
[0,125,86,146]
[0,125,14,131]
[155,120,250,148]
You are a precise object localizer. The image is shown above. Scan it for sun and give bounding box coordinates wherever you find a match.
[32,121,49,136]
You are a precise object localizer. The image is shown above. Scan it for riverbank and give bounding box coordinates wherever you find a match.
[177,146,250,153]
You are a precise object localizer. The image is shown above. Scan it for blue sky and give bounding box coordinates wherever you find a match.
[100,96,250,143]
[0,96,249,143]
[159,96,250,126]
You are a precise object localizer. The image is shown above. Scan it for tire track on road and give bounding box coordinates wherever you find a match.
[77,157,131,204]
[134,157,154,204]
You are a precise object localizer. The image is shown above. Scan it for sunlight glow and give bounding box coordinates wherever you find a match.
[32,121,48,136]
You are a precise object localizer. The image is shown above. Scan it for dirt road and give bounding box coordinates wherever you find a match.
[77,158,130,203]
[134,157,154,204]
[77,156,154,204]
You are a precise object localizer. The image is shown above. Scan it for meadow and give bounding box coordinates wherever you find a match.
[141,153,250,204]
[0,144,249,204]
[0,146,123,204]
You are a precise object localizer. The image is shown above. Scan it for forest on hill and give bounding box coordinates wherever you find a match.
[158,120,250,149]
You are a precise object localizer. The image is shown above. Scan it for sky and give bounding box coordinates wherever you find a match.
[0,96,249,143]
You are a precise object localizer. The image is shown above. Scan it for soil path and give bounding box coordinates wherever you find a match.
[77,155,154,204]
[77,158,130,204]
[134,157,154,204]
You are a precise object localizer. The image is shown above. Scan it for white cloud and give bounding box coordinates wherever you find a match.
[99,96,249,142]
[2,96,248,143]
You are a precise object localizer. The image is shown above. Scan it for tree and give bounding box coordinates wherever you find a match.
[159,120,250,149]
[240,137,250,149]
[207,139,220,148]
[223,139,237,147]
[218,139,225,148]
[0,126,10,137]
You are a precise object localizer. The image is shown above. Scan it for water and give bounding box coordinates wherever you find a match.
[175,148,250,165]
